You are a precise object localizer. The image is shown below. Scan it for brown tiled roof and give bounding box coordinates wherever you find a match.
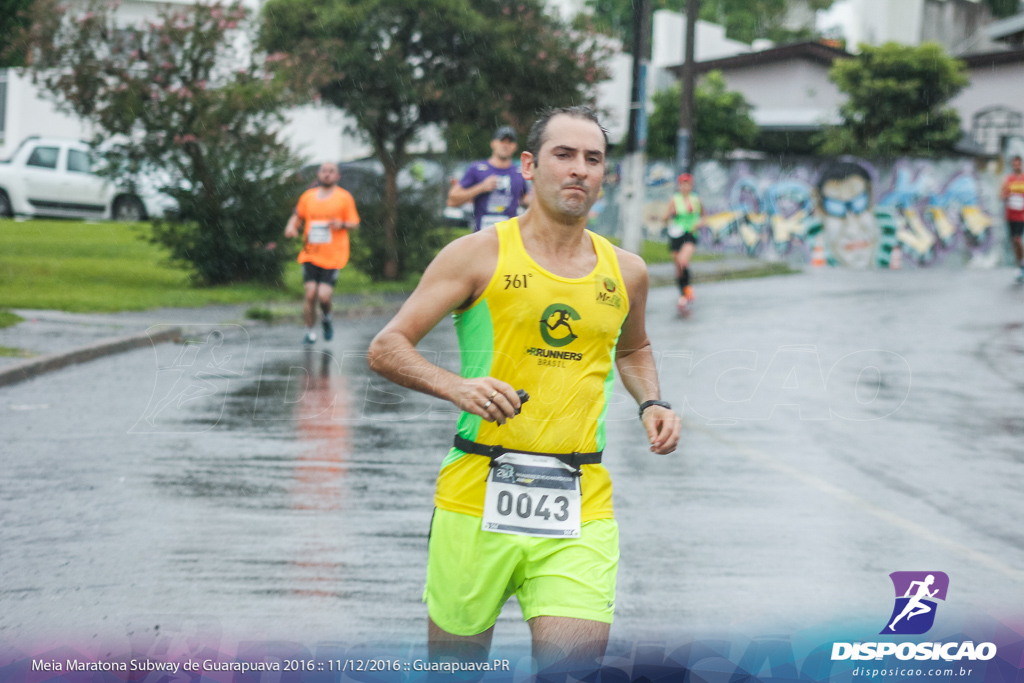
[961,48,1024,68]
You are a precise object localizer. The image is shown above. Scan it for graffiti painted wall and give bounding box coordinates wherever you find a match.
[590,158,1007,268]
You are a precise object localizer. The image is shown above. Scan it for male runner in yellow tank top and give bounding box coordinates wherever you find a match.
[368,107,680,673]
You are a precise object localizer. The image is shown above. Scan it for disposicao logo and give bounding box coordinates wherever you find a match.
[882,571,948,635]
[830,571,997,663]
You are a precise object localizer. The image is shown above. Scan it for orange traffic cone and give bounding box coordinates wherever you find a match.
[890,244,902,270]
[811,236,826,268]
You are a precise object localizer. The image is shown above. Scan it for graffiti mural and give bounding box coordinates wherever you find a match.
[593,157,1004,268]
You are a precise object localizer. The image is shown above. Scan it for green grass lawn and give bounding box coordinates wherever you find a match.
[0,219,420,312]
[0,219,740,314]
[0,310,24,328]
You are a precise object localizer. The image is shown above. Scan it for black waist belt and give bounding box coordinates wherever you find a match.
[453,435,602,470]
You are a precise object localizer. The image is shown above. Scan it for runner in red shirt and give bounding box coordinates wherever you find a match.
[1001,155,1024,282]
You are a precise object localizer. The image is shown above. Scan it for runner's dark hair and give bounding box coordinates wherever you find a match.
[526,106,608,163]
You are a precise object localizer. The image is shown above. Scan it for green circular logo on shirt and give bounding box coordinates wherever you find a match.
[539,304,580,347]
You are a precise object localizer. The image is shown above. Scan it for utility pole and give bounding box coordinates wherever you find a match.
[676,0,699,175]
[619,0,651,255]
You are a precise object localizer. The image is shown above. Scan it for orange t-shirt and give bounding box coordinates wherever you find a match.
[295,186,360,269]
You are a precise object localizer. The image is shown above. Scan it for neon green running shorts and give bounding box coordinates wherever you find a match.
[424,508,619,636]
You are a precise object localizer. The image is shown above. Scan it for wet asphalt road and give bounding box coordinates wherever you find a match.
[2,269,1024,656]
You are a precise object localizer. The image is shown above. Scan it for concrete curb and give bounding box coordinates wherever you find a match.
[0,326,183,389]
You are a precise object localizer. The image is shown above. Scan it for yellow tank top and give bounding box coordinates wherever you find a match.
[434,218,630,521]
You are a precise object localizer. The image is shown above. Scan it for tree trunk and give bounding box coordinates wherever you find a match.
[382,161,400,280]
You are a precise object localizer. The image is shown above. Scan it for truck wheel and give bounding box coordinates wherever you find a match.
[113,195,146,222]
[0,190,12,218]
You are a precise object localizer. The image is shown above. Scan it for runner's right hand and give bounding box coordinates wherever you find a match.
[451,378,521,425]
[479,175,499,193]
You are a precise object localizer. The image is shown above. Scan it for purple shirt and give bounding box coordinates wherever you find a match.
[460,161,527,232]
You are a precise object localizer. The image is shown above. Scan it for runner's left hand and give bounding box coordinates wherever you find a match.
[642,406,680,454]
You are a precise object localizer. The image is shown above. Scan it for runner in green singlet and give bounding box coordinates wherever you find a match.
[662,173,704,313]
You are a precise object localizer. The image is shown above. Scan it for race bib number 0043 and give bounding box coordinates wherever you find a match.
[481,453,582,538]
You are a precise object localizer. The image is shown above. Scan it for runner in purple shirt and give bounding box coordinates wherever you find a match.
[448,126,530,232]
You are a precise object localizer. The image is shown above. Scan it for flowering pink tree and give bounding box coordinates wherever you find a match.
[19,0,305,285]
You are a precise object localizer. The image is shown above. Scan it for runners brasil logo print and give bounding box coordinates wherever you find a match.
[881,571,949,635]
[540,304,580,347]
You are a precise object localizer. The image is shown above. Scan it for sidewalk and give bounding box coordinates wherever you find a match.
[0,257,787,385]
[0,292,411,370]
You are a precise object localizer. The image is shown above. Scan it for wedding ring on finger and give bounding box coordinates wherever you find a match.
[483,399,493,409]
[488,390,498,399]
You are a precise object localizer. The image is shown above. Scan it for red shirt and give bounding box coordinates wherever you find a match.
[1002,173,1024,222]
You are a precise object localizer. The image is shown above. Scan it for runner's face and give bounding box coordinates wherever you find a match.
[491,138,517,161]
[318,164,339,187]
[523,116,605,220]
[1013,158,1022,174]
[678,178,693,194]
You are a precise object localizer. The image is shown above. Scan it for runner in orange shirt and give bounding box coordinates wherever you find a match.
[284,163,360,344]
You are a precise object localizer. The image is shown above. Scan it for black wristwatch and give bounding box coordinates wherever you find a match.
[638,400,672,420]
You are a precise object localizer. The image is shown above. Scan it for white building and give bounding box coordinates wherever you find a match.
[650,10,755,92]
[818,0,1003,55]
[667,41,848,134]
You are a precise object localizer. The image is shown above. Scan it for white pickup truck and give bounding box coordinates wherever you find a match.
[0,137,175,220]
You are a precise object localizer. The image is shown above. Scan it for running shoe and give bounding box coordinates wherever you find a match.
[683,285,695,301]
[676,296,689,314]
[322,317,334,341]
[303,331,317,345]
[1017,269,1024,284]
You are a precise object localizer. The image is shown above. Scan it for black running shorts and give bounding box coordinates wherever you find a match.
[669,232,697,252]
[302,263,340,285]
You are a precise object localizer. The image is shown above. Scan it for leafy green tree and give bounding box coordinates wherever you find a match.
[18,0,305,285]
[585,0,833,48]
[816,42,968,158]
[260,0,609,280]
[0,0,32,66]
[646,71,758,159]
